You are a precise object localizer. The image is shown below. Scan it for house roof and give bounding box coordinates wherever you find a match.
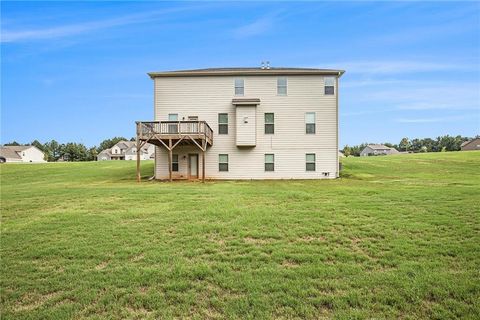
[0,147,22,160]
[2,145,32,152]
[367,144,394,150]
[148,67,345,78]
[461,138,480,147]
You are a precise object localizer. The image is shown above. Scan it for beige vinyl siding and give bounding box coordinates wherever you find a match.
[235,106,257,146]
[154,75,338,179]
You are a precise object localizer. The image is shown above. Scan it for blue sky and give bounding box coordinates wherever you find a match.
[1,1,479,147]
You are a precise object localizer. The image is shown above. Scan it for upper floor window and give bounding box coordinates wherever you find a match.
[306,153,316,171]
[305,112,316,134]
[219,154,229,172]
[235,78,244,96]
[264,113,274,134]
[168,113,179,133]
[265,154,275,171]
[218,113,228,134]
[277,77,287,95]
[324,77,335,95]
[172,154,179,172]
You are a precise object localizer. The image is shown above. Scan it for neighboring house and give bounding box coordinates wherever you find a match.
[136,66,345,181]
[360,144,399,157]
[460,138,480,151]
[97,141,154,161]
[0,145,46,163]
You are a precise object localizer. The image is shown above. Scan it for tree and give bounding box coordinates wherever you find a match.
[342,145,352,157]
[86,147,98,161]
[43,140,62,162]
[31,140,45,152]
[62,143,88,161]
[3,141,21,146]
[399,137,410,152]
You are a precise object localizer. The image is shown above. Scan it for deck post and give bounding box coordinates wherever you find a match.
[168,139,173,182]
[202,140,206,183]
[136,122,141,182]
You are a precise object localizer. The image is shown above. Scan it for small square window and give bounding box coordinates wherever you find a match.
[324,77,335,95]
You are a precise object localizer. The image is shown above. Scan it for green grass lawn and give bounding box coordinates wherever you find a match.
[1,152,479,319]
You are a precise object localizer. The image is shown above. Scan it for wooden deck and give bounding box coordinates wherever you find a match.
[135,121,214,182]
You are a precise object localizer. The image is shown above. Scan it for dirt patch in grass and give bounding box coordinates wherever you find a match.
[15,291,62,312]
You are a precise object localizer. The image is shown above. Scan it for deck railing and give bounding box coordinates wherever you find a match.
[136,121,213,142]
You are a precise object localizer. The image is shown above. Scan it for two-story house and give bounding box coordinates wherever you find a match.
[136,67,344,181]
[97,141,154,161]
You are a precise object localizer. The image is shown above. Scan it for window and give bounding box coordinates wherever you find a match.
[264,113,274,134]
[168,113,179,133]
[234,78,244,96]
[324,77,335,95]
[305,112,316,134]
[219,154,228,172]
[277,77,287,95]
[218,113,228,134]
[172,154,179,172]
[306,153,316,171]
[265,154,274,171]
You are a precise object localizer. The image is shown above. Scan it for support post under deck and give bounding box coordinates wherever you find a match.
[202,140,206,183]
[136,129,141,182]
[168,139,173,182]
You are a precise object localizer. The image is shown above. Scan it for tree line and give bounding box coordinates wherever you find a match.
[3,134,476,161]
[3,137,135,162]
[342,135,476,157]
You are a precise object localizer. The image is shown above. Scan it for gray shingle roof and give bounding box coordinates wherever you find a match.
[367,144,393,150]
[0,147,22,160]
[149,67,345,78]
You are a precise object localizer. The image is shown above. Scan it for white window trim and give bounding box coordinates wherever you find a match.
[219,154,229,172]
[277,77,287,96]
[306,153,316,172]
[234,78,244,96]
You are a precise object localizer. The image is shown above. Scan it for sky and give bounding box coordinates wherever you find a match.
[1,1,479,147]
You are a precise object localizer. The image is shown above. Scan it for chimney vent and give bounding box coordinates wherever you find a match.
[261,61,265,69]
[266,61,270,69]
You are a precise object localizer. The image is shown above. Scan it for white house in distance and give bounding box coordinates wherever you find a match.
[0,145,46,163]
[135,65,345,181]
[360,144,399,156]
[97,140,154,161]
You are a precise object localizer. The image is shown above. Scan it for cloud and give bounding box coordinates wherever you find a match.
[232,12,280,38]
[327,60,474,75]
[1,7,191,43]
[396,115,470,123]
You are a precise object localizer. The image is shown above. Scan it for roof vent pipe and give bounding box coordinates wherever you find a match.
[266,61,270,69]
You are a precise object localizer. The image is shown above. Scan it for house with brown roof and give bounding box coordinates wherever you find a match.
[360,144,399,157]
[0,145,46,163]
[97,140,154,161]
[460,138,480,151]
